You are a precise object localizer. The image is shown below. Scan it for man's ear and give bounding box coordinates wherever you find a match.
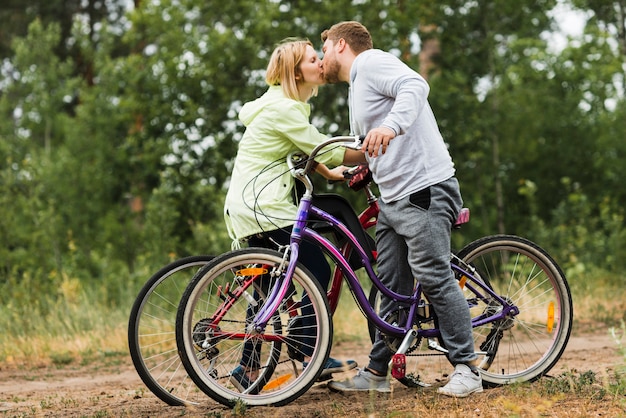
[336,38,347,52]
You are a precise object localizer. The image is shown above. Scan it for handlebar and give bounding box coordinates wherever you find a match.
[286,135,367,199]
[307,135,364,167]
[287,135,363,174]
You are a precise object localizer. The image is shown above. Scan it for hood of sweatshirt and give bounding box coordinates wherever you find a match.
[239,86,291,126]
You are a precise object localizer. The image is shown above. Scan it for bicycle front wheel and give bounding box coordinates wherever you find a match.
[457,235,573,386]
[176,248,332,407]
[128,255,213,406]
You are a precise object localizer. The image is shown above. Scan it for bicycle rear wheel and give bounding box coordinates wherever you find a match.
[176,248,332,407]
[457,235,573,386]
[128,255,213,406]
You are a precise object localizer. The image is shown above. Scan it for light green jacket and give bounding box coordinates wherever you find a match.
[224,86,345,246]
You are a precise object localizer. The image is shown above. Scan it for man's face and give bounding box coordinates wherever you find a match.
[321,39,341,84]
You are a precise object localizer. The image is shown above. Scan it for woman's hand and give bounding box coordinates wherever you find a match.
[316,163,349,181]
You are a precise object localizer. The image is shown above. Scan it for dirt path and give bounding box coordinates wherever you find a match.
[0,329,624,417]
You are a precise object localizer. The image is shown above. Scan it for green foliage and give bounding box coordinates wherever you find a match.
[529,178,626,281]
[0,1,625,358]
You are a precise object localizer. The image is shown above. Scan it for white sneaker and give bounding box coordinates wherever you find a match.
[328,368,391,393]
[437,364,483,398]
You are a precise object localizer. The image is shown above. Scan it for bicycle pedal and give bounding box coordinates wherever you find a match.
[317,374,333,382]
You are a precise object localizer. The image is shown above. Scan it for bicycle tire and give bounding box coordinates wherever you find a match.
[176,248,332,407]
[457,234,573,386]
[128,255,214,406]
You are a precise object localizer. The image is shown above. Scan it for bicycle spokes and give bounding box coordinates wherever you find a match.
[458,235,572,386]
[176,249,332,407]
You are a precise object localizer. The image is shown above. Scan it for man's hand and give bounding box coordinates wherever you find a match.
[362,126,396,157]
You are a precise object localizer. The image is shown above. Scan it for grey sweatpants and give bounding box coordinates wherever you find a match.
[367,177,476,373]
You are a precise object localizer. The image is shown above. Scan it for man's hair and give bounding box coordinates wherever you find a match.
[321,21,373,53]
[266,38,317,101]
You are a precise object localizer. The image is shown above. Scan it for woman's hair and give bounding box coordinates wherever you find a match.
[266,38,317,101]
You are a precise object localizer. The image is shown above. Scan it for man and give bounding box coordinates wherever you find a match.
[321,21,483,398]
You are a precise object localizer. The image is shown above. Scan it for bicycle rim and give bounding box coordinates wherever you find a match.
[458,235,573,386]
[176,248,332,407]
[128,255,213,406]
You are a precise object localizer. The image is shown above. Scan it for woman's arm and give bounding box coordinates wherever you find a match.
[342,148,367,164]
[315,163,349,181]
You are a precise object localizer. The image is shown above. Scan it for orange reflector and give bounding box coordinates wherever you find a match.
[458,276,467,289]
[263,374,292,390]
[236,267,268,276]
[547,302,555,333]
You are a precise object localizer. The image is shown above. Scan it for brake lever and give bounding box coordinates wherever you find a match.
[344,135,365,150]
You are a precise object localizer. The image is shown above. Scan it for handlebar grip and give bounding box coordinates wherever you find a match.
[289,135,366,182]
[328,163,372,189]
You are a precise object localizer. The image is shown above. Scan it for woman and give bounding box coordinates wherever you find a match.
[224,38,364,391]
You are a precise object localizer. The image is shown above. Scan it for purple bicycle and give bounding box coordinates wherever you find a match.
[175,135,573,407]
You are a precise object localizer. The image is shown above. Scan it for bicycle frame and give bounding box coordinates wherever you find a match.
[253,196,517,340]
[251,136,519,343]
[327,188,378,313]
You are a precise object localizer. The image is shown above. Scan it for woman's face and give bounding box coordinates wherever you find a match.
[298,45,325,87]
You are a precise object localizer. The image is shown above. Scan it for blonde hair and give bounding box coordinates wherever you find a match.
[266,38,318,101]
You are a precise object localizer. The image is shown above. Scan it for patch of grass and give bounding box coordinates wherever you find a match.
[60,397,79,408]
[332,283,370,344]
[540,370,607,400]
[609,320,625,365]
[329,400,345,415]
[50,351,74,366]
[608,320,626,396]
[133,386,145,399]
[570,275,626,328]
[39,397,54,410]
[232,398,248,416]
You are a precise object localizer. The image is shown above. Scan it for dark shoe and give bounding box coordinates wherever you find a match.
[229,365,252,392]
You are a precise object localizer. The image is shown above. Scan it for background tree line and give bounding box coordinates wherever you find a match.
[0,0,625,341]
